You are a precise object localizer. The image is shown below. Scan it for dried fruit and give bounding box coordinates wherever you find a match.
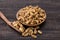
[28,28,33,35]
[19,26,25,33]
[33,29,37,34]
[31,34,37,38]
[12,21,43,38]
[38,30,42,34]
[12,21,18,27]
[12,21,25,32]
[22,32,29,36]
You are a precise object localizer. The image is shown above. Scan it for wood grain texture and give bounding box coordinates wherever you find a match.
[0,0,60,40]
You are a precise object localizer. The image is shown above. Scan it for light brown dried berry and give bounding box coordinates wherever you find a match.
[33,29,37,34]
[38,30,42,34]
[12,21,18,27]
[31,34,37,38]
[19,26,25,33]
[22,32,29,36]
[28,29,33,35]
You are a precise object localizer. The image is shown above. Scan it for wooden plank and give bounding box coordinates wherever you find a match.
[0,0,60,40]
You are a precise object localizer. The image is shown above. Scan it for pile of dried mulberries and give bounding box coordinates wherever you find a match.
[12,5,46,38]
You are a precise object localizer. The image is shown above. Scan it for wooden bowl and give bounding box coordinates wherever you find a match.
[16,6,46,27]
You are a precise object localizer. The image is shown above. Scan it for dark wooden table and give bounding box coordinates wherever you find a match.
[0,0,60,40]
